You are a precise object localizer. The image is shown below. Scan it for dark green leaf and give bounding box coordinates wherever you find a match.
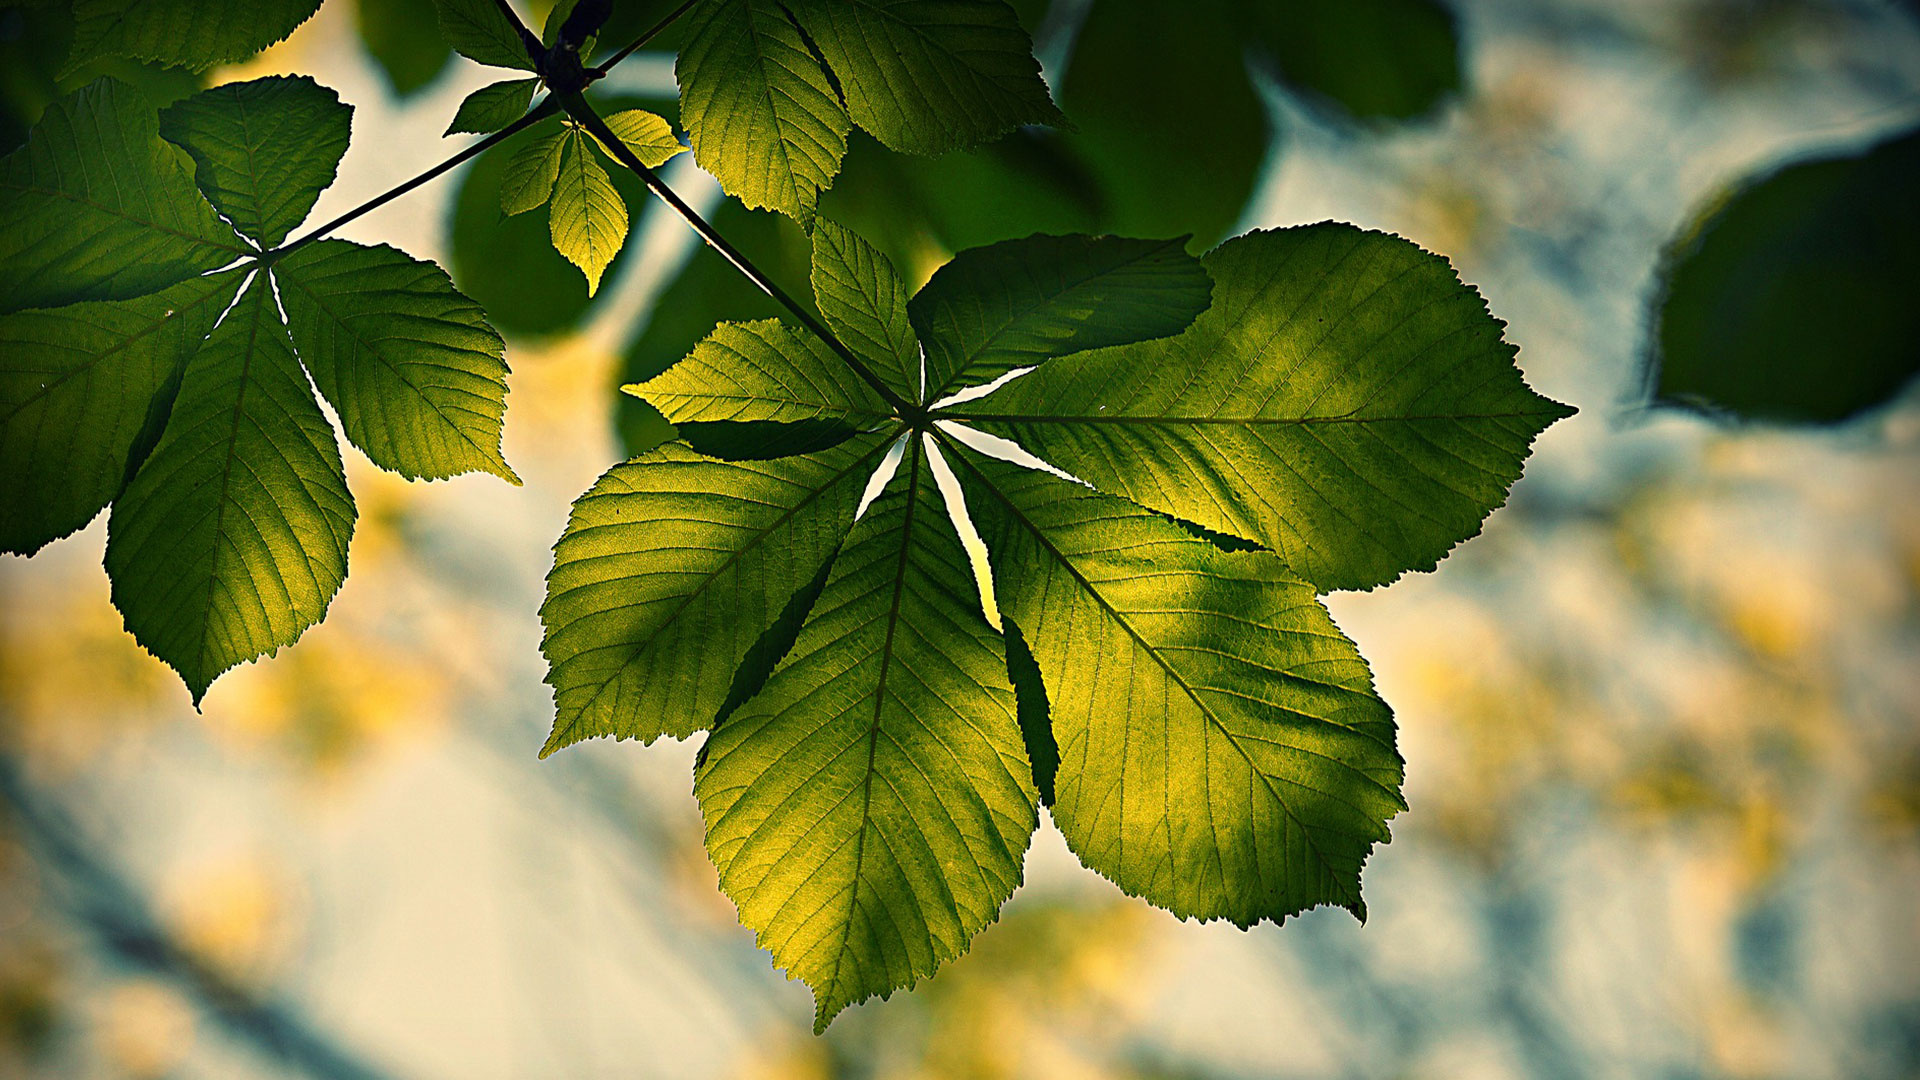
[952,449,1403,925]
[64,0,322,74]
[0,79,245,314]
[275,240,518,483]
[104,279,356,703]
[1056,0,1269,245]
[909,233,1214,401]
[956,224,1573,592]
[433,0,537,70]
[1651,125,1920,424]
[695,439,1037,1030]
[676,0,848,221]
[541,431,894,754]
[158,75,350,248]
[444,76,537,136]
[355,0,453,97]
[1002,619,1056,807]
[0,271,240,554]
[786,0,1062,156]
[1243,0,1462,122]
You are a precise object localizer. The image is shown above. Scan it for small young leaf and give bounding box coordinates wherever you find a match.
[64,0,322,75]
[0,80,246,314]
[445,76,539,136]
[105,279,356,703]
[953,450,1403,925]
[786,0,1062,156]
[498,128,566,216]
[541,433,895,754]
[909,233,1214,401]
[158,75,352,249]
[549,129,627,295]
[809,218,920,399]
[591,109,685,168]
[956,224,1574,592]
[695,440,1037,1031]
[274,240,518,484]
[0,272,241,555]
[676,0,849,221]
[432,0,538,70]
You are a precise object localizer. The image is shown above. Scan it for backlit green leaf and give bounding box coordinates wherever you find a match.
[0,271,241,554]
[956,224,1573,592]
[952,449,1402,924]
[592,108,684,168]
[498,127,565,215]
[549,127,626,294]
[432,0,537,70]
[275,240,518,483]
[64,0,322,74]
[676,0,848,221]
[809,218,919,399]
[0,79,245,314]
[630,318,892,426]
[696,439,1037,1030]
[909,233,1214,402]
[786,0,1062,156]
[541,431,895,754]
[158,75,351,248]
[445,76,538,136]
[104,279,356,702]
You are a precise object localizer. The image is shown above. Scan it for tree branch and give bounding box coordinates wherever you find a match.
[557,92,921,418]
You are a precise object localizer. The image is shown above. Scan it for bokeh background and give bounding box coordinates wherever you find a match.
[3,0,1919,1077]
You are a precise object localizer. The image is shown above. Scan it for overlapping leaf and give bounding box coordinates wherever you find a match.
[446,77,539,136]
[504,114,683,294]
[696,440,1037,1032]
[2,76,516,699]
[0,79,246,313]
[675,0,1058,221]
[953,225,1575,592]
[562,215,1568,1027]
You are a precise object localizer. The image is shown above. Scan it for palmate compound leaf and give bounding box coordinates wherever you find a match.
[557,216,1571,1025]
[0,79,248,314]
[3,75,516,699]
[675,0,1058,221]
[948,448,1404,923]
[695,438,1038,1032]
[104,277,357,703]
[951,223,1576,592]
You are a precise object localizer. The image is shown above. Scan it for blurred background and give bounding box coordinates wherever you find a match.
[3,0,1919,1076]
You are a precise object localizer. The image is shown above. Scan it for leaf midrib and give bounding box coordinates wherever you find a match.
[822,435,924,1014]
[550,433,897,745]
[945,442,1367,907]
